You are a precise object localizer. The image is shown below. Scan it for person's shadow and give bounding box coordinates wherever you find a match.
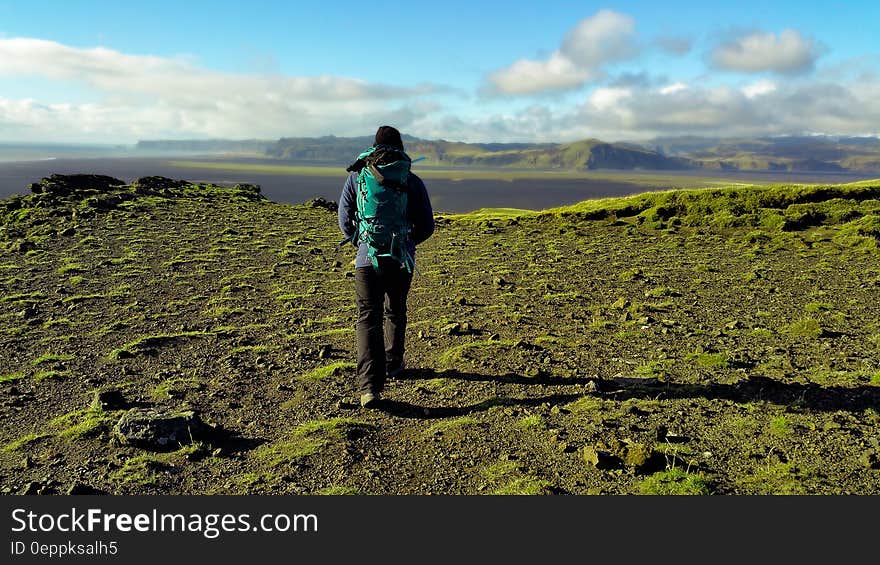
[377,367,880,419]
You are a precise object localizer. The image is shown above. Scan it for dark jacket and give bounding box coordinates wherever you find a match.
[338,171,435,269]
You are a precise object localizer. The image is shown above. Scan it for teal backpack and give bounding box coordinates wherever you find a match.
[343,144,416,272]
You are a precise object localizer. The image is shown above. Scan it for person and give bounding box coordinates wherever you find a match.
[338,125,435,408]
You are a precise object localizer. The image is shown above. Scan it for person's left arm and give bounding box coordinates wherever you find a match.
[338,173,357,243]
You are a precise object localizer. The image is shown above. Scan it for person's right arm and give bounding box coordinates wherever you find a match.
[408,174,435,246]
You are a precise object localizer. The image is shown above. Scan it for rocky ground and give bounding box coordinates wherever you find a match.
[1,174,879,495]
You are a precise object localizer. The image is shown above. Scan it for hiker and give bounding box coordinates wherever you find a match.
[338,125,435,408]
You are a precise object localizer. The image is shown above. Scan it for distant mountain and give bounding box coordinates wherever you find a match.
[136,133,880,173]
[266,136,692,170]
[645,135,880,173]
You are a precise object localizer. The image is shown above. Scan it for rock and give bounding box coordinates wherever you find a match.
[17,240,37,253]
[19,304,38,319]
[132,176,190,193]
[858,450,880,470]
[318,344,332,359]
[59,226,76,237]
[21,481,41,495]
[622,441,666,474]
[233,183,263,199]
[582,446,620,470]
[30,174,125,197]
[4,194,23,210]
[112,407,213,450]
[442,322,461,335]
[583,379,601,393]
[66,483,103,495]
[92,388,127,411]
[304,197,338,211]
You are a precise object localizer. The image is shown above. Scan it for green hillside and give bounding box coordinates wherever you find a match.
[1,174,879,495]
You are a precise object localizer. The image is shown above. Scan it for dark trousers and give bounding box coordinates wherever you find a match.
[354,260,413,395]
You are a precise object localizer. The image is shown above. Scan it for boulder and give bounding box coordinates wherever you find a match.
[132,176,190,194]
[112,407,213,450]
[30,174,125,197]
[305,197,338,211]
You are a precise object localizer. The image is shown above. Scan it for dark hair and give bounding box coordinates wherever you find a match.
[374,125,404,150]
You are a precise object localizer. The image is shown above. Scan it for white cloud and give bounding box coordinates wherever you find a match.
[711,29,822,74]
[487,52,591,95]
[588,87,632,111]
[659,82,688,95]
[0,38,445,142]
[486,10,637,95]
[742,79,777,99]
[408,76,880,143]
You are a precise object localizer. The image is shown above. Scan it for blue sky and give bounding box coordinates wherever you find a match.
[0,0,878,143]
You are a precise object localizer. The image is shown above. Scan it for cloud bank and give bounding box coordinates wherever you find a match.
[0,13,877,144]
[486,10,637,95]
[711,30,823,74]
[0,38,441,142]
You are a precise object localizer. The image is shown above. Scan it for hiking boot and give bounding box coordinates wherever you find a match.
[360,392,380,408]
[387,360,406,379]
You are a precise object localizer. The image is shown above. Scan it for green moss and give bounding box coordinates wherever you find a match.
[637,469,711,495]
[109,331,214,358]
[438,340,516,366]
[316,485,359,495]
[689,352,731,369]
[803,302,833,313]
[230,344,274,354]
[635,360,674,378]
[1,291,46,303]
[151,377,203,400]
[769,416,791,438]
[481,461,552,495]
[516,414,546,430]
[255,418,371,465]
[61,293,105,304]
[737,463,808,495]
[32,353,75,366]
[0,372,26,384]
[34,370,71,381]
[298,362,355,381]
[51,407,117,439]
[426,417,479,436]
[2,432,51,452]
[644,286,681,298]
[781,317,824,339]
[297,328,355,339]
[421,378,457,393]
[564,396,604,414]
[56,262,86,275]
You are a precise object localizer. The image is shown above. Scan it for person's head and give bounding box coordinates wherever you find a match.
[374,125,404,150]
